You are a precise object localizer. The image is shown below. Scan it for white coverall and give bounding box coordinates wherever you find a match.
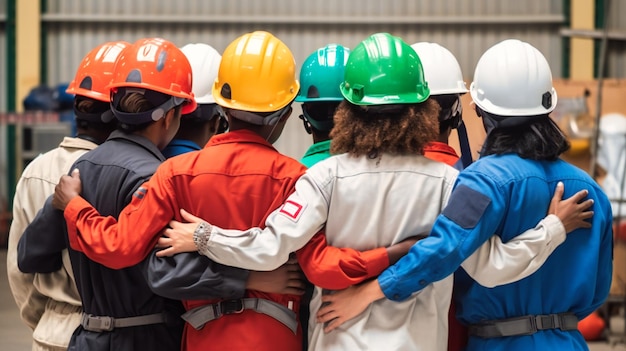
[200,153,566,350]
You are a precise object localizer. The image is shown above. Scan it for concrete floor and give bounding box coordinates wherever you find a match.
[0,248,625,350]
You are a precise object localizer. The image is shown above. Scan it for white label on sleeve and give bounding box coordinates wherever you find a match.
[278,200,305,222]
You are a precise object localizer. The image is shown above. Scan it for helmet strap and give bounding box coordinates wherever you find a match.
[111,88,185,125]
[433,95,463,129]
[358,104,407,115]
[184,104,224,122]
[73,97,115,123]
[228,105,291,126]
[478,107,546,131]
[74,107,115,124]
[299,114,313,135]
[264,116,282,143]
[447,97,463,129]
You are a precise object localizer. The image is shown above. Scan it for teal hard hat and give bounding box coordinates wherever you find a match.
[340,33,430,106]
[295,44,350,103]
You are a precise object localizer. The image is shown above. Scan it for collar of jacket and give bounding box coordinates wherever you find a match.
[58,136,99,151]
[106,130,166,162]
[206,129,277,151]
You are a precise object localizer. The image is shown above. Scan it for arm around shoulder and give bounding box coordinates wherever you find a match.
[18,196,67,273]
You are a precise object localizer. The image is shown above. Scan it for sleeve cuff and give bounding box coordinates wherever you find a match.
[378,268,407,301]
[365,247,390,277]
[542,214,566,248]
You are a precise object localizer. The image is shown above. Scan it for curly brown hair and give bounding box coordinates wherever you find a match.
[330,99,440,157]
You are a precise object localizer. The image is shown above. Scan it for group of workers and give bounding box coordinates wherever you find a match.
[6,29,612,351]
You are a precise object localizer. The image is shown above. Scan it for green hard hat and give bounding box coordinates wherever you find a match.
[340,33,430,105]
[296,44,350,102]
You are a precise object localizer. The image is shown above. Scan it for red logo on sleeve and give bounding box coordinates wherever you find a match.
[279,200,304,221]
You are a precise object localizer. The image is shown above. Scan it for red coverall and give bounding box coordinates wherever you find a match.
[64,130,388,351]
[424,140,468,351]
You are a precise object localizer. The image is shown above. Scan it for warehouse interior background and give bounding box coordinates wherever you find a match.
[0,0,625,349]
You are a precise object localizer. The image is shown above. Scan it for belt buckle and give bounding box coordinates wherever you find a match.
[535,314,557,330]
[219,299,244,315]
[525,315,539,335]
[84,315,115,332]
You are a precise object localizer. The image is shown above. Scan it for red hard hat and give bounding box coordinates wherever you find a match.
[108,37,196,114]
[66,40,131,102]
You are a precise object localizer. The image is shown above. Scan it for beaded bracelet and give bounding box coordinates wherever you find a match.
[193,221,211,253]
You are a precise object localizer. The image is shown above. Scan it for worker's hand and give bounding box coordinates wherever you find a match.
[316,279,384,333]
[548,182,594,233]
[156,209,205,257]
[386,233,428,264]
[247,255,306,295]
[52,168,82,211]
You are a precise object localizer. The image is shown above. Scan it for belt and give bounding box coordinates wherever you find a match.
[80,312,166,332]
[182,298,298,334]
[468,313,578,338]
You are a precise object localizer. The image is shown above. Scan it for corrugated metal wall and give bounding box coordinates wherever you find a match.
[0,2,6,113]
[43,0,568,158]
[0,2,8,213]
[606,0,626,78]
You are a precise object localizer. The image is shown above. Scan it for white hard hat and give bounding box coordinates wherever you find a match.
[470,39,557,116]
[181,43,222,104]
[411,42,467,95]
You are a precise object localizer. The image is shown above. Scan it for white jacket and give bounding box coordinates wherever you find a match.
[7,136,95,350]
[202,153,566,351]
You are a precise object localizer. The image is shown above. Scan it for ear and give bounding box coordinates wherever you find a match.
[163,107,181,130]
[163,110,174,129]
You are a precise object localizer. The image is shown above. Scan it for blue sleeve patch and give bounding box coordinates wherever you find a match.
[442,184,491,229]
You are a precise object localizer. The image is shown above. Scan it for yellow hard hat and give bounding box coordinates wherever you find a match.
[212,31,299,113]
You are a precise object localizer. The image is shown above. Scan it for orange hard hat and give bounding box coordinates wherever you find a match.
[66,40,131,102]
[108,37,196,114]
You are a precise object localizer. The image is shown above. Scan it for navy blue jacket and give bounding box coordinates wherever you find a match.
[18,130,247,351]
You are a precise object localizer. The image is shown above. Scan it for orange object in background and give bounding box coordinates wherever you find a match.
[579,311,606,341]
[566,138,591,157]
[615,220,626,243]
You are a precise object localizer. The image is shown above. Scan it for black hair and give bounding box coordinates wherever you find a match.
[480,115,570,160]
[74,97,115,133]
